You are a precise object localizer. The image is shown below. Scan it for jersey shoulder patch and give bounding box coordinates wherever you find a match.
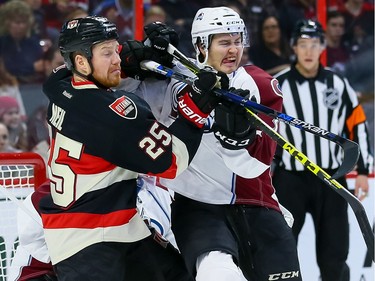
[109,95,138,119]
[271,78,283,97]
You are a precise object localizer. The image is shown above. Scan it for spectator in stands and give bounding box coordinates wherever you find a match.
[0,0,45,84]
[42,0,89,43]
[43,45,64,77]
[23,0,54,50]
[241,0,277,46]
[278,0,317,40]
[338,0,374,97]
[209,0,278,47]
[23,0,46,36]
[325,10,351,74]
[344,36,374,97]
[0,122,20,152]
[338,0,374,55]
[0,96,28,152]
[158,0,202,56]
[0,58,26,118]
[64,5,89,21]
[92,0,134,41]
[144,5,167,25]
[327,0,346,11]
[249,14,292,75]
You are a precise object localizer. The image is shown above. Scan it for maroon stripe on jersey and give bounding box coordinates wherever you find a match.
[18,258,54,281]
[42,208,137,228]
[31,181,51,215]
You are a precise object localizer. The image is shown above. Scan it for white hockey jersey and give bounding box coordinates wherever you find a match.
[128,63,285,210]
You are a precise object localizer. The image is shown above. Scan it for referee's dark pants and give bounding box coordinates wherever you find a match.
[273,169,349,281]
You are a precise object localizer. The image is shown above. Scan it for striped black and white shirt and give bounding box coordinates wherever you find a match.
[274,63,373,174]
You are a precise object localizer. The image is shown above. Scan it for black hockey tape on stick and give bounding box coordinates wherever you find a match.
[244,108,374,263]
[140,60,359,179]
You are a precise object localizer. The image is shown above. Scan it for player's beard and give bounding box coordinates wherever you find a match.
[95,72,121,88]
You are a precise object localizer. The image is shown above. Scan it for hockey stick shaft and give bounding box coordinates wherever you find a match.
[140,60,359,179]
[244,108,374,262]
[166,43,359,151]
[0,184,42,226]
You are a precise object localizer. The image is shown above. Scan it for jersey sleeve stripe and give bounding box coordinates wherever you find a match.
[346,104,367,140]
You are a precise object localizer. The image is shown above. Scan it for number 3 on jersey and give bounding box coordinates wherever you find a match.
[139,122,172,160]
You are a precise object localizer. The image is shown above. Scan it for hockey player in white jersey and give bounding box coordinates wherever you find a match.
[121,7,303,281]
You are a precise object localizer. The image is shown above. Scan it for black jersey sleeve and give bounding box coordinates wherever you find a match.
[44,67,203,179]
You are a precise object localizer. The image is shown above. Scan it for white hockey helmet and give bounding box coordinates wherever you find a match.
[191,7,249,50]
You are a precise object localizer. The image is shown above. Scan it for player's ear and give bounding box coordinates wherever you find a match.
[75,54,90,74]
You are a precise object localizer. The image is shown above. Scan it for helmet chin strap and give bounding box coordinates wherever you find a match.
[195,45,209,68]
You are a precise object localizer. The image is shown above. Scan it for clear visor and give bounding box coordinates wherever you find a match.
[207,28,250,48]
[224,25,250,47]
[242,27,250,47]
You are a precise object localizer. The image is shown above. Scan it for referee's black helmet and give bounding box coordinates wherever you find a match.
[59,16,119,70]
[290,19,325,46]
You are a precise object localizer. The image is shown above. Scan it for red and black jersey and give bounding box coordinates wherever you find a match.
[40,66,203,264]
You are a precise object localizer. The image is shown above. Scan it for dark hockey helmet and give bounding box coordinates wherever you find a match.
[290,19,325,46]
[59,16,119,70]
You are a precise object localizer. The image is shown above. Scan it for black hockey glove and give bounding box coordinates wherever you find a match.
[120,40,168,80]
[190,68,229,113]
[144,21,179,47]
[144,22,178,68]
[213,88,257,150]
[178,68,229,128]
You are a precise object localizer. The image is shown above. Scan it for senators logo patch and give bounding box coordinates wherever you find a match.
[109,96,137,119]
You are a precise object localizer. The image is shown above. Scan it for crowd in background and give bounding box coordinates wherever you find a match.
[0,0,373,158]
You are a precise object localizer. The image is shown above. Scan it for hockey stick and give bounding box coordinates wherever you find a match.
[163,44,360,180]
[140,60,358,179]
[141,60,375,260]
[0,184,42,226]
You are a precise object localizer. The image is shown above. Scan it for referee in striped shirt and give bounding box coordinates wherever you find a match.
[272,19,373,281]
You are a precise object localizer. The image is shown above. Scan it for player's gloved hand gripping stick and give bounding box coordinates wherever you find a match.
[140,59,374,262]
[158,42,360,179]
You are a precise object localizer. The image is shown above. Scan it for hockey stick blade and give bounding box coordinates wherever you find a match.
[244,108,374,262]
[140,60,359,179]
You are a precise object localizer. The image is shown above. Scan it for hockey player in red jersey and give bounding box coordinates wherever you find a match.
[38,16,228,281]
[122,7,303,281]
